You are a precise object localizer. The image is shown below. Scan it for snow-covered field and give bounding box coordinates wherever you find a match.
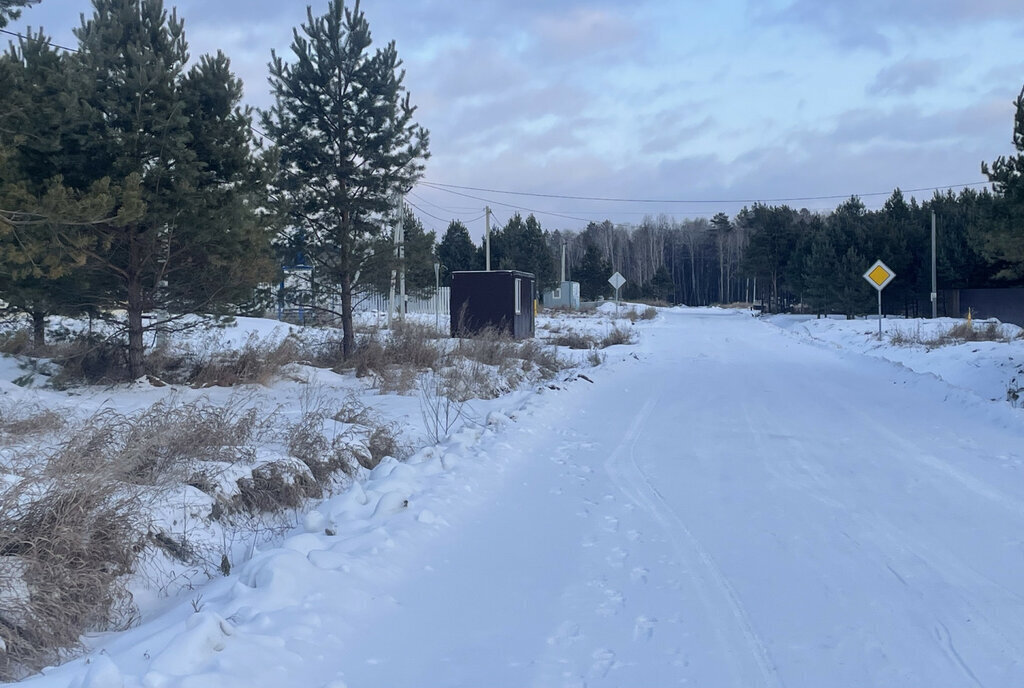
[5,306,1024,687]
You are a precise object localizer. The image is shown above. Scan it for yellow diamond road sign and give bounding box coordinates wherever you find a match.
[863,260,895,291]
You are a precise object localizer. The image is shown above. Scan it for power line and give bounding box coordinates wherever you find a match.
[0,27,79,53]
[407,191,481,215]
[420,183,592,223]
[404,200,447,225]
[419,179,992,205]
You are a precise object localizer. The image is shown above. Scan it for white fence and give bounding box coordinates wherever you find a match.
[350,287,450,315]
[273,284,450,325]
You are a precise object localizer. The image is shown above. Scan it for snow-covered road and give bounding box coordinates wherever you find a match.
[27,307,1024,688]
[332,308,1024,688]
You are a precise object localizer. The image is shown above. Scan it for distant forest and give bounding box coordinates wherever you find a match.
[433,179,1024,317]
[437,87,1024,316]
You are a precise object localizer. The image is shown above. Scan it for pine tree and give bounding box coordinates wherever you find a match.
[576,243,611,300]
[0,0,40,28]
[494,212,555,289]
[262,0,429,357]
[0,29,133,344]
[711,212,731,303]
[980,84,1024,280]
[437,219,475,284]
[61,0,272,377]
[359,205,436,296]
[801,231,839,314]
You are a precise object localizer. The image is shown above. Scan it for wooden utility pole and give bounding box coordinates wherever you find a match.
[485,206,492,271]
[398,198,406,319]
[931,210,937,319]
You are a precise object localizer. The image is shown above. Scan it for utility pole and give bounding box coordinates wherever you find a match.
[485,206,491,271]
[398,198,406,320]
[931,210,937,319]
[560,240,567,283]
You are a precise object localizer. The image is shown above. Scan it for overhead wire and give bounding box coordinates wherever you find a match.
[418,183,592,223]
[418,179,992,206]
[2,26,995,225]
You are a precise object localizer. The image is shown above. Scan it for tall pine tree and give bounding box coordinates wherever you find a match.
[980,83,1024,280]
[437,219,476,284]
[262,0,429,357]
[63,0,272,377]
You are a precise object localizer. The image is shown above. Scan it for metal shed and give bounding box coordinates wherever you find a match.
[450,270,536,339]
[543,280,581,310]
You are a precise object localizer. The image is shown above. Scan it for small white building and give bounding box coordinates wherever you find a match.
[543,280,580,310]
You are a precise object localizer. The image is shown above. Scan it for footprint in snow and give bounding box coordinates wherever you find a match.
[606,547,628,568]
[630,567,649,584]
[590,649,617,678]
[633,615,657,642]
[546,621,582,646]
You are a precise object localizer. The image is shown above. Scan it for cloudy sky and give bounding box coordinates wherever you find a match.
[7,0,1024,236]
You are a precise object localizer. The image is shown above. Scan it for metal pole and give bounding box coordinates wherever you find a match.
[931,210,937,319]
[434,262,440,332]
[388,270,395,329]
[878,290,883,339]
[485,206,491,271]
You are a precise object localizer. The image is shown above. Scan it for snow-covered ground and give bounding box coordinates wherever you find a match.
[6,306,1024,687]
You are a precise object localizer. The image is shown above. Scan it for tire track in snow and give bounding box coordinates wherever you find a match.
[763,378,1024,685]
[603,394,784,688]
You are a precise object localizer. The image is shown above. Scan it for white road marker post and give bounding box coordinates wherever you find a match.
[863,259,896,340]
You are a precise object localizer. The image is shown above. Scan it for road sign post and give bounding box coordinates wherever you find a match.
[863,260,895,340]
[608,271,626,317]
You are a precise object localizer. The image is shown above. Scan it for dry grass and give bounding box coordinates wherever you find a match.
[47,400,268,488]
[0,467,146,680]
[188,333,301,387]
[0,403,65,438]
[549,331,598,349]
[889,320,1011,348]
[230,460,319,514]
[599,326,635,348]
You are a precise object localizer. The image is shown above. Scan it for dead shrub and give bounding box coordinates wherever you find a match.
[640,306,658,320]
[549,332,597,349]
[0,472,145,680]
[0,403,65,438]
[330,323,443,388]
[49,335,130,387]
[346,334,387,378]
[230,461,319,515]
[189,333,300,387]
[46,400,267,488]
[385,321,443,369]
[418,371,471,443]
[516,339,564,376]
[454,328,518,366]
[0,328,33,357]
[945,320,1006,343]
[599,326,635,348]
[911,319,1011,348]
[371,365,416,395]
[287,409,357,484]
[364,422,407,469]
